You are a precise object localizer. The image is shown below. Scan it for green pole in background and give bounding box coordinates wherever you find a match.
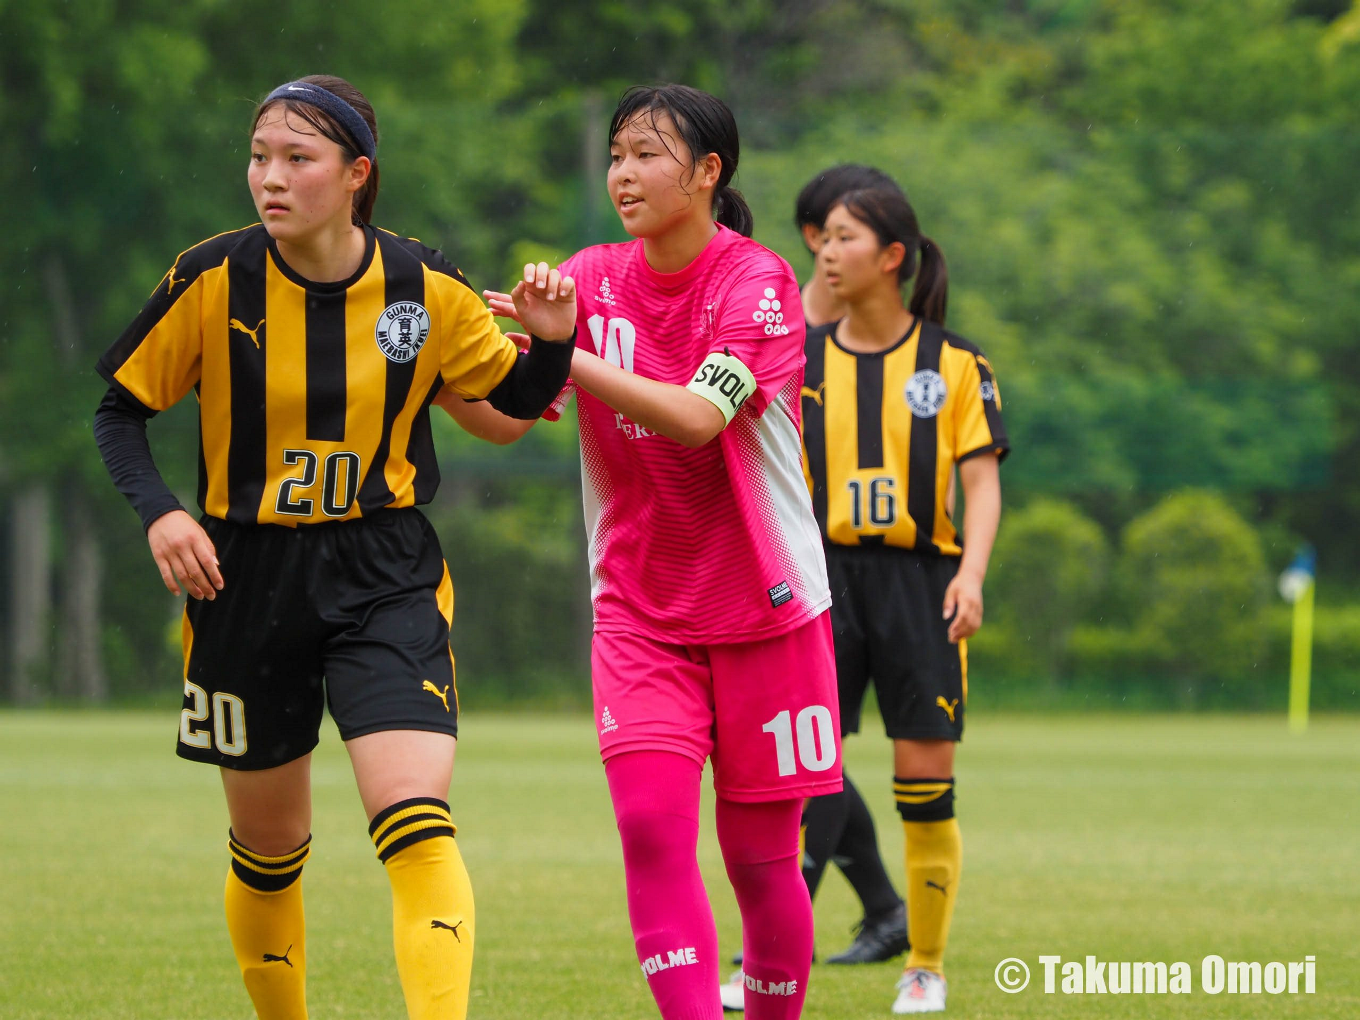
[1278,546,1317,733]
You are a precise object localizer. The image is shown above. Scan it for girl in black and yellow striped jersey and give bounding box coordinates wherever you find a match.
[802,187,1008,1015]
[92,75,576,1020]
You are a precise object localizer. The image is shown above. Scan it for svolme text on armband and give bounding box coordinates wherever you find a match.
[687,349,756,424]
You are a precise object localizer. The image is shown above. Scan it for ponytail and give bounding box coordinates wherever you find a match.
[835,189,950,325]
[715,185,754,238]
[610,84,754,236]
[908,235,948,325]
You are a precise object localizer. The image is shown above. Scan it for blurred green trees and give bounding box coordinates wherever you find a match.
[1119,492,1269,685]
[2,0,1358,708]
[988,499,1110,681]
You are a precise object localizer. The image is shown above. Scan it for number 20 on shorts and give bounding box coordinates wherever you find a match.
[762,706,837,776]
[180,680,247,756]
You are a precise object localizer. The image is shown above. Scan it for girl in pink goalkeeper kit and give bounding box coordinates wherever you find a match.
[448,84,841,1019]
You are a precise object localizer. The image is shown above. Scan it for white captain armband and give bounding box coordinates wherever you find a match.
[686,349,757,425]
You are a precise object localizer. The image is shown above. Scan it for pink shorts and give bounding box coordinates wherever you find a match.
[592,612,843,802]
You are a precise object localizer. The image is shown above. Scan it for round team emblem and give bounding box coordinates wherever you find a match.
[375,301,431,363]
[905,369,948,418]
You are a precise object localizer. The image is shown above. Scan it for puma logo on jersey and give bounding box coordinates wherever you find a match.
[262,945,294,967]
[422,681,451,712]
[800,382,825,407]
[160,260,187,295]
[230,317,266,348]
[430,919,463,941]
[936,696,959,722]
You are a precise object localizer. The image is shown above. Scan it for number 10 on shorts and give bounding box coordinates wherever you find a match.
[762,706,837,776]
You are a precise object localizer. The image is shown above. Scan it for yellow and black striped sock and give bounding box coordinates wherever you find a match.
[894,777,960,977]
[369,797,475,1020]
[224,831,310,1020]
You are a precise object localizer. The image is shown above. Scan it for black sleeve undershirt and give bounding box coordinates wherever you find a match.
[481,331,576,419]
[92,386,186,531]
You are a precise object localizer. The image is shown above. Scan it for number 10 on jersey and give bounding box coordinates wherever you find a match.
[762,706,837,776]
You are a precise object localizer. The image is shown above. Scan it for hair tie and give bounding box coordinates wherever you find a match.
[261,81,376,163]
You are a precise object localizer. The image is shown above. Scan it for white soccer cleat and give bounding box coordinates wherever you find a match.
[892,968,947,1013]
[719,970,745,1012]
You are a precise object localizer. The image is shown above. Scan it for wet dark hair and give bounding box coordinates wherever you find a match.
[832,187,949,325]
[252,74,380,225]
[609,84,753,237]
[794,164,901,231]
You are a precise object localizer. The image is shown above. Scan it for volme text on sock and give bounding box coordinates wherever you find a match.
[745,974,799,997]
[641,947,698,977]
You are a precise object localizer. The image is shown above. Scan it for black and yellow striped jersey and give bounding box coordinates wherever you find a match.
[97,224,521,526]
[801,318,1008,556]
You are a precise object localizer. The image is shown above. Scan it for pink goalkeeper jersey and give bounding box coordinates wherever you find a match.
[545,226,830,644]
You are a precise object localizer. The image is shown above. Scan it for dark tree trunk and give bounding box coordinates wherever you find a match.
[9,486,52,702]
[57,487,107,701]
[45,253,108,701]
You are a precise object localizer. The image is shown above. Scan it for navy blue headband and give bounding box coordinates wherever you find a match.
[262,81,377,163]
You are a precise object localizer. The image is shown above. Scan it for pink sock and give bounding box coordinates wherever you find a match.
[605,751,721,1020]
[716,798,812,1020]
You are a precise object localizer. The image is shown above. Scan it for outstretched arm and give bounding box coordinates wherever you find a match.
[484,286,727,449]
[435,382,537,444]
[569,349,726,448]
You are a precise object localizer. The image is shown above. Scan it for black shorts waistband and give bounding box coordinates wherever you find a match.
[823,540,960,561]
[202,506,425,534]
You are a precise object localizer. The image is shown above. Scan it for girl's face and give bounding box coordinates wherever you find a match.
[818,204,904,303]
[608,111,719,239]
[248,105,368,244]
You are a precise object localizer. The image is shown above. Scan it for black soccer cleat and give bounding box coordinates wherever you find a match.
[825,903,910,965]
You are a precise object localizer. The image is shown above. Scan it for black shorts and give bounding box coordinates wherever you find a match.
[827,544,966,742]
[177,508,459,770]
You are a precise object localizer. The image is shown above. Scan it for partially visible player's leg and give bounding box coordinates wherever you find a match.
[802,552,867,901]
[325,510,473,1020]
[181,518,326,1020]
[837,774,905,920]
[348,730,471,1020]
[893,740,959,976]
[607,750,722,1020]
[594,630,725,1020]
[716,797,811,1020]
[821,772,909,965]
[818,547,905,929]
[800,784,849,898]
[220,757,314,1020]
[892,739,957,1015]
[710,612,842,1019]
[876,554,964,1013]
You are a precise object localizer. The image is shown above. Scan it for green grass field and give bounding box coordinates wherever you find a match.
[1,711,1357,1019]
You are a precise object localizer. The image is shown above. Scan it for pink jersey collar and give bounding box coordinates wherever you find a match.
[633,224,739,292]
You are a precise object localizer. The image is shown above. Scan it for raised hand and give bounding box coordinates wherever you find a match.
[510,262,576,342]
